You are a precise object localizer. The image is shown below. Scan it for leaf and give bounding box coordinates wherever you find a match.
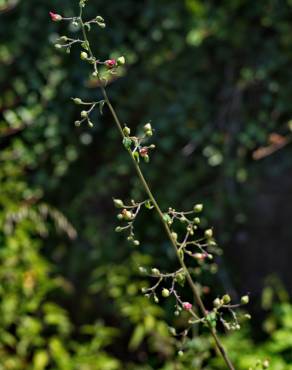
[144,200,154,210]
[162,213,171,223]
[81,41,89,50]
[123,137,132,149]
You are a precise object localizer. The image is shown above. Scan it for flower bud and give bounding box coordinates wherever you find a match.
[154,296,159,303]
[133,240,140,246]
[244,314,251,320]
[213,298,221,308]
[72,98,82,105]
[144,123,152,131]
[171,232,178,242]
[49,11,62,22]
[222,294,231,304]
[117,56,126,66]
[117,214,123,220]
[139,267,147,274]
[113,199,124,208]
[162,288,170,298]
[241,295,249,305]
[81,110,88,118]
[96,16,105,23]
[121,209,133,221]
[182,302,192,311]
[105,59,117,69]
[139,147,148,157]
[55,44,62,49]
[143,123,153,137]
[193,204,203,213]
[80,51,88,60]
[115,226,122,232]
[205,228,213,238]
[193,217,200,225]
[123,126,131,136]
[151,268,160,275]
[74,121,81,127]
[178,351,184,357]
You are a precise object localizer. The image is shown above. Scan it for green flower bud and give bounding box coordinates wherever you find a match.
[113,199,124,208]
[88,120,94,128]
[74,120,81,127]
[133,240,140,246]
[145,130,153,137]
[96,16,105,23]
[60,36,68,42]
[123,126,131,135]
[81,110,88,118]
[144,123,152,132]
[117,56,126,65]
[171,232,178,242]
[193,203,203,213]
[154,296,159,303]
[122,209,133,220]
[222,294,231,304]
[178,351,184,357]
[72,98,82,104]
[80,51,88,60]
[151,268,160,275]
[55,44,62,49]
[241,295,249,305]
[205,228,213,238]
[115,226,122,232]
[213,298,221,308]
[193,217,200,224]
[162,288,170,298]
[117,214,123,220]
[244,314,251,320]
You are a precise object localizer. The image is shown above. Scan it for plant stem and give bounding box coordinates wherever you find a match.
[79,9,235,370]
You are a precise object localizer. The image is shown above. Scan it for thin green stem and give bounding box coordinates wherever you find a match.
[78,9,235,370]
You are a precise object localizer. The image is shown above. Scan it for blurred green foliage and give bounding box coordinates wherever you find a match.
[1,0,292,368]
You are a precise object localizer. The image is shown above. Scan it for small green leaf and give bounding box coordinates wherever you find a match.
[145,200,154,209]
[162,213,171,223]
[123,137,132,149]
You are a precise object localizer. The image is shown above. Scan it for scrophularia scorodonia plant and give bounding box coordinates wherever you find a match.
[50,1,269,369]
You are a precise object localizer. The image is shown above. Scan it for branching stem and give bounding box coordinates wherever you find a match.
[78,6,235,369]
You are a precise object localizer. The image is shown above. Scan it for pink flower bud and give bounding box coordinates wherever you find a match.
[182,302,192,311]
[49,11,62,22]
[105,59,117,69]
[139,147,148,157]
